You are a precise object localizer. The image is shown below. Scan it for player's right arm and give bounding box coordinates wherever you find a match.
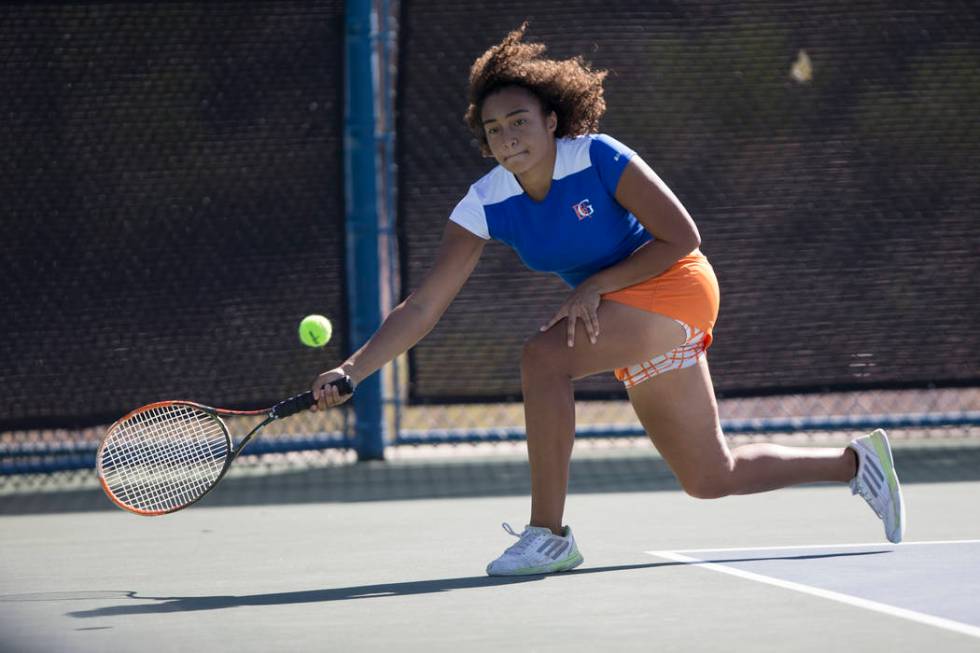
[312,221,485,408]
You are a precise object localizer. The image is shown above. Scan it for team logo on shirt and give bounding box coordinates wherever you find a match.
[572,199,594,220]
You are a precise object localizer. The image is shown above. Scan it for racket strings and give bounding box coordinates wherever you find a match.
[117,409,217,507]
[106,407,226,511]
[103,408,214,510]
[99,404,230,514]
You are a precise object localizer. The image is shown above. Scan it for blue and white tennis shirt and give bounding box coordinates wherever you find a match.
[449,133,653,288]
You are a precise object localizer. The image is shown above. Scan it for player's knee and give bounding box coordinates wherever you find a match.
[678,470,732,500]
[521,332,568,377]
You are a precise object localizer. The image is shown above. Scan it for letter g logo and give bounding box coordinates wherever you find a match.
[572,199,594,220]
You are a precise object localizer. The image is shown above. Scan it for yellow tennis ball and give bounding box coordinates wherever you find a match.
[298,314,332,348]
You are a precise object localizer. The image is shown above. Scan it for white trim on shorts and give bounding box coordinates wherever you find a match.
[619,320,708,389]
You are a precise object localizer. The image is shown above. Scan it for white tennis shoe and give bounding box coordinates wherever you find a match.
[486,523,584,576]
[849,429,905,543]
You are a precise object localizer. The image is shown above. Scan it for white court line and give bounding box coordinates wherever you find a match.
[645,544,980,640]
[657,539,980,555]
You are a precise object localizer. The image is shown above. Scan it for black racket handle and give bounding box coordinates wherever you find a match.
[271,376,354,419]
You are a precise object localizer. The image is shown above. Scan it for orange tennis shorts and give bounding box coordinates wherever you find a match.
[602,250,720,388]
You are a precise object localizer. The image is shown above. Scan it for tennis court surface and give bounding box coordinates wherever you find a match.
[4,3,978,650]
[2,440,979,652]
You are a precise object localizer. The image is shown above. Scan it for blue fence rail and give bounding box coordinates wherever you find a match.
[4,411,978,475]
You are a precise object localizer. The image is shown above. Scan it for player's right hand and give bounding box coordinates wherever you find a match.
[311,367,355,411]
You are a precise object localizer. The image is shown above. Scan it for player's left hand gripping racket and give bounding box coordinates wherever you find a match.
[96,376,354,516]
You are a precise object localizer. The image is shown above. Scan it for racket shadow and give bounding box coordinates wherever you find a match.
[67,551,887,618]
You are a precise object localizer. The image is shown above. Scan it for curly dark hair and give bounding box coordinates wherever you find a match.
[465,23,608,156]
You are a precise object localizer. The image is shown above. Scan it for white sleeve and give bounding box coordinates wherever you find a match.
[448,186,490,240]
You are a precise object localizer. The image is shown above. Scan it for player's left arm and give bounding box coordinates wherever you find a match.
[585,157,701,294]
[540,156,701,345]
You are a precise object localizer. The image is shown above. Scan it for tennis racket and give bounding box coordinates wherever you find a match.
[96,376,354,516]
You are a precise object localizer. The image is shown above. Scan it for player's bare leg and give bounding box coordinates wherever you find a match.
[627,357,856,499]
[519,301,686,533]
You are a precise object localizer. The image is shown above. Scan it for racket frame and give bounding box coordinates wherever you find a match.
[97,379,351,516]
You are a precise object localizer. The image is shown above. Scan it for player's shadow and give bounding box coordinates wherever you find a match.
[67,550,889,618]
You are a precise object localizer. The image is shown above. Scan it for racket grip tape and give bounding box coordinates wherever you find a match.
[271,376,354,419]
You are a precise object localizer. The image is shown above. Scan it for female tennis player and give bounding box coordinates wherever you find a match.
[312,25,905,575]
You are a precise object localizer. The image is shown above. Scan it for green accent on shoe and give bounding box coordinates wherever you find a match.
[869,429,901,523]
[502,551,584,576]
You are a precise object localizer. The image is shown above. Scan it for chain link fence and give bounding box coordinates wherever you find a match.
[398,1,979,401]
[1,1,977,482]
[1,2,348,430]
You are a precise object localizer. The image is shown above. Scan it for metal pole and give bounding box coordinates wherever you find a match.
[344,0,384,460]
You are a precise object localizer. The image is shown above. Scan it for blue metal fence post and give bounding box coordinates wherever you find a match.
[344,0,384,460]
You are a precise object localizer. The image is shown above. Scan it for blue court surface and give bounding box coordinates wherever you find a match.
[647,540,980,639]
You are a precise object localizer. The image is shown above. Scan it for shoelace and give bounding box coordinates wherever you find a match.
[501,522,542,555]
